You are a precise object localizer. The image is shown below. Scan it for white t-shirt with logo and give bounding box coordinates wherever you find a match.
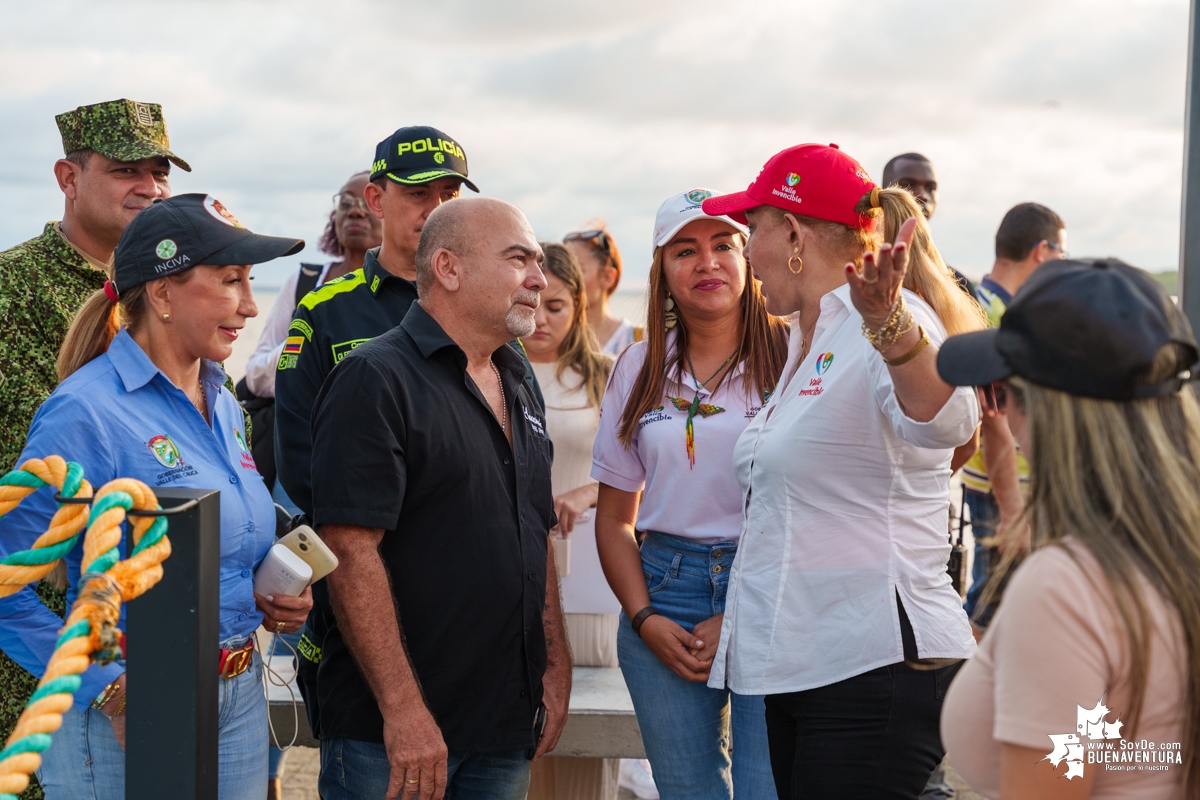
[711,284,979,695]
[591,334,768,543]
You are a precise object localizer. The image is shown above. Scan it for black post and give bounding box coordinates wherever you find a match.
[125,488,221,800]
[1181,0,1200,330]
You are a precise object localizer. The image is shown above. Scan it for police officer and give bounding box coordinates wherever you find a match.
[0,99,186,799]
[275,125,478,517]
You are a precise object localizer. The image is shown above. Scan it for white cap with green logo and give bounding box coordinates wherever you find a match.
[653,189,749,249]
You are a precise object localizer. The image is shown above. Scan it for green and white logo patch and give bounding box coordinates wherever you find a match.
[156,239,178,259]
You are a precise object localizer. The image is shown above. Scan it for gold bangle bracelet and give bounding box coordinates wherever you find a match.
[91,679,121,711]
[883,326,930,367]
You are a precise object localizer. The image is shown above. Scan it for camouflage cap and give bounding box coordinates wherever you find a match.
[55,99,191,172]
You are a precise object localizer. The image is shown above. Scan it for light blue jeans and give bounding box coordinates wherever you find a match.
[619,531,777,800]
[37,649,269,800]
[319,739,530,800]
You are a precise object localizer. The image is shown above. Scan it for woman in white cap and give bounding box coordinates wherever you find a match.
[592,189,788,799]
[0,194,311,800]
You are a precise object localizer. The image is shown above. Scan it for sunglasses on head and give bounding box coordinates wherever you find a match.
[564,229,612,257]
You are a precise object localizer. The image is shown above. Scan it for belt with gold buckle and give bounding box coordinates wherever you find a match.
[218,640,255,679]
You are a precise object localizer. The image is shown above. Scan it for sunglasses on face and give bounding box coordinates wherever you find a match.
[978,381,1022,415]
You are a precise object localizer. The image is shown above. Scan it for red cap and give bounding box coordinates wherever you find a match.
[702,143,879,231]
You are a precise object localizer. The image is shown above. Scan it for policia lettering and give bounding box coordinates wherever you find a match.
[371,137,465,174]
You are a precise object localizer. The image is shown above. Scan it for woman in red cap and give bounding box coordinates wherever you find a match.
[700,144,985,797]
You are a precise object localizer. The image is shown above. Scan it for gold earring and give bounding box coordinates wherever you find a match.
[788,249,803,275]
[161,313,170,322]
[664,295,678,330]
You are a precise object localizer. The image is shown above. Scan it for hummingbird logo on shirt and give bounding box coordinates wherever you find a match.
[147,435,184,469]
[667,396,725,468]
[234,428,250,454]
[815,352,834,375]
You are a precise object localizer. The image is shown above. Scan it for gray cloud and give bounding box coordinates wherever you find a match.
[0,0,1191,288]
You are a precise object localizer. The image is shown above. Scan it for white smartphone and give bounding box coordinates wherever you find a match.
[277,525,339,583]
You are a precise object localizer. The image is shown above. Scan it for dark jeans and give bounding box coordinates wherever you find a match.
[319,738,530,800]
[763,601,961,799]
[962,488,999,628]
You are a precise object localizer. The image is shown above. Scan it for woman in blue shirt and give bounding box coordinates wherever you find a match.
[0,194,312,800]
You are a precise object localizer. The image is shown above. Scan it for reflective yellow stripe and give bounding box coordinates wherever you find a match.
[298,269,365,311]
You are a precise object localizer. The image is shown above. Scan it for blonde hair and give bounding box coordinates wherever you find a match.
[1004,344,1200,792]
[57,273,192,380]
[616,237,789,448]
[874,189,988,336]
[536,243,612,409]
[775,188,987,337]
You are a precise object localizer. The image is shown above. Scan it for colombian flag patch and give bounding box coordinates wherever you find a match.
[283,336,304,355]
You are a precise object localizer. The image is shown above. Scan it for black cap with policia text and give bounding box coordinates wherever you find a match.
[369,125,479,192]
[110,193,304,295]
[937,258,1200,401]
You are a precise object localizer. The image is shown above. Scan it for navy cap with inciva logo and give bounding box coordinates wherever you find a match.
[109,193,304,295]
[368,125,479,192]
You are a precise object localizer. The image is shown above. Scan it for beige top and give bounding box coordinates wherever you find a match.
[942,540,1187,799]
[532,361,618,615]
[532,362,598,496]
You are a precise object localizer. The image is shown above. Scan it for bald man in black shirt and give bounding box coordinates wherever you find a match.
[310,197,569,800]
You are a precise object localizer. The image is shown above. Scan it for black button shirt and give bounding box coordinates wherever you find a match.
[309,303,555,752]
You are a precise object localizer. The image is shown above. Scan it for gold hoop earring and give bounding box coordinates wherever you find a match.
[161,313,170,322]
[788,251,803,275]
[664,295,678,330]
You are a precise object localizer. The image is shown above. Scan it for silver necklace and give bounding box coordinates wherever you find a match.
[489,360,507,432]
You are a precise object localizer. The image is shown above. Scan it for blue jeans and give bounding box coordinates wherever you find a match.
[37,649,269,800]
[962,489,998,628]
[318,739,530,800]
[618,531,776,800]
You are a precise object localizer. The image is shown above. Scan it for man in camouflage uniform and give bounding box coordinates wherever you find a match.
[0,98,187,799]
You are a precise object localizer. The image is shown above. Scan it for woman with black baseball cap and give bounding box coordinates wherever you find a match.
[938,258,1200,798]
[0,193,309,799]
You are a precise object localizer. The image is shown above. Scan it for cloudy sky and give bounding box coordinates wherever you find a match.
[0,0,1190,287]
